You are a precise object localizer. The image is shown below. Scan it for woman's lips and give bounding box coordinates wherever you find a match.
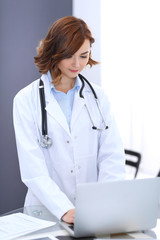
[69,70,79,73]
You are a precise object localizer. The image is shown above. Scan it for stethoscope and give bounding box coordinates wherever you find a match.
[39,74,108,148]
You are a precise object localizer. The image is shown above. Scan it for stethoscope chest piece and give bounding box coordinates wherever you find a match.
[39,135,52,148]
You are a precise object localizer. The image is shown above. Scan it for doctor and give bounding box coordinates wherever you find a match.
[13,16,125,224]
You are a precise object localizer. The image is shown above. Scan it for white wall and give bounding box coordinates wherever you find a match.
[73,0,101,85]
[101,0,160,176]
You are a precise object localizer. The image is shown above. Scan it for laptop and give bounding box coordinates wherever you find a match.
[60,178,160,238]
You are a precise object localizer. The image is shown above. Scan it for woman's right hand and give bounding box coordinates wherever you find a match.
[62,209,75,223]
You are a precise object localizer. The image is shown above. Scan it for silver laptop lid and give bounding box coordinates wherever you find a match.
[74,178,160,237]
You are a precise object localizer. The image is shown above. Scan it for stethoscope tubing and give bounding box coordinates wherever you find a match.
[39,74,108,148]
[78,74,97,99]
[39,79,48,136]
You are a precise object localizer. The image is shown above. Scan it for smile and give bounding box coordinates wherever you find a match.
[69,70,79,73]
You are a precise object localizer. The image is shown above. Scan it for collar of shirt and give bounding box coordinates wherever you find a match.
[46,70,80,94]
[46,71,81,129]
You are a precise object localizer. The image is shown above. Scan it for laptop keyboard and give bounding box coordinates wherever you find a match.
[68,224,74,230]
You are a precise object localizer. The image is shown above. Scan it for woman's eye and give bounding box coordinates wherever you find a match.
[81,55,88,58]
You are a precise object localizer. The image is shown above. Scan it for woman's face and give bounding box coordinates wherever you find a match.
[58,39,91,81]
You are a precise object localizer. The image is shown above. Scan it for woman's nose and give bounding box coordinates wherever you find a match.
[72,57,80,68]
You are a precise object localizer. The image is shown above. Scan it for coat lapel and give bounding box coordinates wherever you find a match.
[41,74,88,135]
[45,100,71,135]
[70,90,85,128]
[41,74,71,136]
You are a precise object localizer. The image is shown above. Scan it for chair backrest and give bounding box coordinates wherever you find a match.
[125,149,141,178]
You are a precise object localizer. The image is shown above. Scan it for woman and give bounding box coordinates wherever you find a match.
[13,16,125,224]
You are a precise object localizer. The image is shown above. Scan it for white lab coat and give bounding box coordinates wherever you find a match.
[13,74,125,220]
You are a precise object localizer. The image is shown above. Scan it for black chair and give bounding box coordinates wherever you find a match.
[125,149,141,178]
[157,170,160,177]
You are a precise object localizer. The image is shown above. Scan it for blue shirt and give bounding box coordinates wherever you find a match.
[47,71,80,129]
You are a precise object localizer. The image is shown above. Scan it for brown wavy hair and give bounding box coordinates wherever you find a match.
[34,16,98,84]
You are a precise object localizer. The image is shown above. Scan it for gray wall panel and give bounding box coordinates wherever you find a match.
[0,0,72,215]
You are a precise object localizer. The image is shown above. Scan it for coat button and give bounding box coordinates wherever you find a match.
[70,170,73,173]
[66,140,70,143]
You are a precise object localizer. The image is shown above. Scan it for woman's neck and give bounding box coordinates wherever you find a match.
[55,76,76,93]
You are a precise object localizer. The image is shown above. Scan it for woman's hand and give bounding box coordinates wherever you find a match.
[62,209,75,223]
